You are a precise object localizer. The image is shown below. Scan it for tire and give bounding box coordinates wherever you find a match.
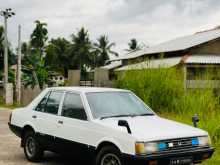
[95,146,123,165]
[23,130,43,162]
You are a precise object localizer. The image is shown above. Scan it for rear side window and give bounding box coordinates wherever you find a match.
[35,92,50,112]
[61,93,87,120]
[44,91,63,115]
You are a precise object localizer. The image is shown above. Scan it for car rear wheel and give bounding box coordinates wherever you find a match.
[23,131,43,162]
[95,146,123,165]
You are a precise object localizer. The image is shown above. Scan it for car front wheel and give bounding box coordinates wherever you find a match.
[23,131,43,162]
[95,146,123,165]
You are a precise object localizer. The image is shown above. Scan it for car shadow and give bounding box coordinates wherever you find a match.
[42,152,91,165]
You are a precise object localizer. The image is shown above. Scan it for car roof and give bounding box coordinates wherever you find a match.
[47,86,129,93]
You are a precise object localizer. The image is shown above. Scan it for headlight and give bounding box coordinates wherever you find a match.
[135,142,167,155]
[198,136,211,146]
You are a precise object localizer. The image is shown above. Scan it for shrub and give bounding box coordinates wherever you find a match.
[116,68,220,159]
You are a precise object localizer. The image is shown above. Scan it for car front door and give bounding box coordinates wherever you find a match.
[55,92,91,155]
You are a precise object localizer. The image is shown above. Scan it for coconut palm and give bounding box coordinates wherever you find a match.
[125,38,142,52]
[45,38,71,77]
[69,27,92,69]
[68,27,93,80]
[93,35,118,67]
[22,20,49,89]
[30,20,48,54]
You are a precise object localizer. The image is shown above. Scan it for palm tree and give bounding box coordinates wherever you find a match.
[125,38,142,52]
[22,20,49,89]
[69,27,92,69]
[93,35,118,67]
[45,38,71,77]
[30,20,48,54]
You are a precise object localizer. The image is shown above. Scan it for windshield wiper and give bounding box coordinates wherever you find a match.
[100,114,135,120]
[137,113,155,116]
[100,113,154,120]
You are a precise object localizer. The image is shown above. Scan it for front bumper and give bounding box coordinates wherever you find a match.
[124,147,215,165]
[8,123,22,138]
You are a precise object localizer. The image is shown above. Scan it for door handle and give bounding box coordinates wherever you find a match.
[32,115,37,119]
[58,120,63,124]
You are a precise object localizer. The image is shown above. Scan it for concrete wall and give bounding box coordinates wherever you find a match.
[21,86,42,106]
[94,68,110,87]
[68,70,80,86]
[5,83,13,105]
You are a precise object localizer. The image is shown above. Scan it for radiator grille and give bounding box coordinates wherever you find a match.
[161,137,198,151]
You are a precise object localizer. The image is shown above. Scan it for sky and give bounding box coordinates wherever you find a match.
[1,0,220,56]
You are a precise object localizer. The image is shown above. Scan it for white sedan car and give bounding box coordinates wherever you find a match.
[9,87,214,165]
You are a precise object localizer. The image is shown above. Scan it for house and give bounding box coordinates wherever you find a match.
[107,27,220,88]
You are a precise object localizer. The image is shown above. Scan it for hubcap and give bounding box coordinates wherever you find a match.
[25,137,36,157]
[101,153,121,165]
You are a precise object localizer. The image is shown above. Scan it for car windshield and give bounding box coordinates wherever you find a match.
[86,92,154,119]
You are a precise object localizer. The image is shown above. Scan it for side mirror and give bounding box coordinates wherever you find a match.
[118,120,132,134]
[192,114,199,128]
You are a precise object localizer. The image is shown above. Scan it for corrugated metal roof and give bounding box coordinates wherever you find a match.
[114,29,220,61]
[116,57,182,71]
[115,55,220,71]
[101,61,122,70]
[185,55,220,64]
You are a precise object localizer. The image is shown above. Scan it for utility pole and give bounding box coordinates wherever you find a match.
[3,15,8,84]
[0,8,15,104]
[16,25,21,104]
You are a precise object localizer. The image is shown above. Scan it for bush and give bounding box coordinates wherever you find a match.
[116,68,220,164]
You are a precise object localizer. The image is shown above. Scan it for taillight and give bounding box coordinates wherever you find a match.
[9,113,12,123]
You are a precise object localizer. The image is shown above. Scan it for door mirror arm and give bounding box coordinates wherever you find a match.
[118,120,132,134]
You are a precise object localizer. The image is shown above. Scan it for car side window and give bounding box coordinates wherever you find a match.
[35,92,50,112]
[61,93,87,120]
[44,91,63,115]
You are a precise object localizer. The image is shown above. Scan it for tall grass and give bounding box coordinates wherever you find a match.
[116,68,220,164]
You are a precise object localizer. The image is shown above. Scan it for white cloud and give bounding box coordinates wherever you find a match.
[0,0,220,56]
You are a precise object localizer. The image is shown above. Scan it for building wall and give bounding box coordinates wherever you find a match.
[190,39,220,54]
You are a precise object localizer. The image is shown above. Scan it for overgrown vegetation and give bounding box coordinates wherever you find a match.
[116,68,220,164]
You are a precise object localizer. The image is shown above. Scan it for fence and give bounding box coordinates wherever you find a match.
[80,80,94,87]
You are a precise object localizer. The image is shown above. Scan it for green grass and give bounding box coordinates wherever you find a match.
[160,112,220,165]
[0,96,22,109]
[116,68,220,165]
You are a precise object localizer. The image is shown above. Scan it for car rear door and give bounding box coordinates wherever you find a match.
[31,90,64,150]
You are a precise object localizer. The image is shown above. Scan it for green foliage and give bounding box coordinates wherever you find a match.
[45,38,71,77]
[21,20,49,89]
[93,35,118,67]
[30,20,48,51]
[125,38,144,52]
[68,27,94,79]
[69,27,92,69]
[116,68,220,164]
[117,69,185,112]
[22,49,48,89]
[0,26,4,57]
[0,96,3,105]
[0,26,17,71]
